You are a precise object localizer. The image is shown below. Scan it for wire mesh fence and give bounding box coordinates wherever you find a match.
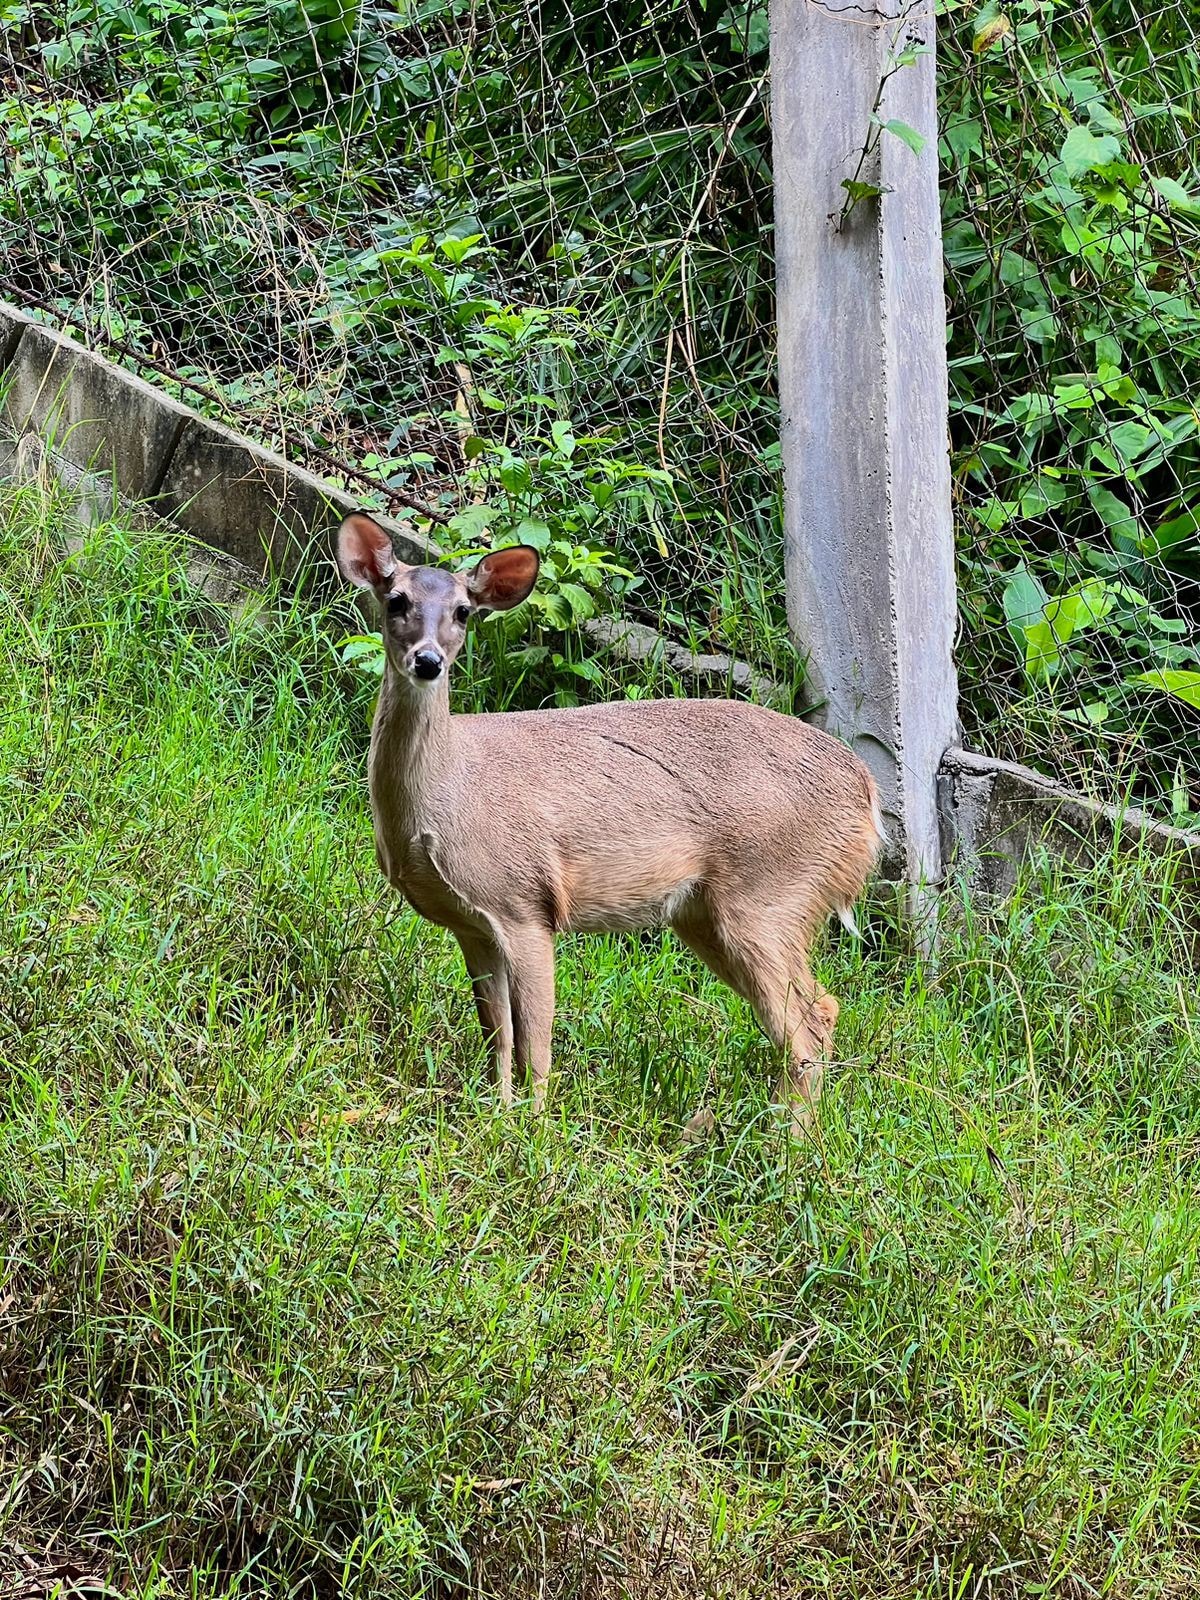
[941,0,1200,825]
[0,0,784,680]
[4,0,1200,822]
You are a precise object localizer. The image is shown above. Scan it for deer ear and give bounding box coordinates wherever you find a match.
[337,514,398,592]
[467,545,540,612]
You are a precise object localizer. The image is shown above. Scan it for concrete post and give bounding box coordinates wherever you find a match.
[771,0,960,891]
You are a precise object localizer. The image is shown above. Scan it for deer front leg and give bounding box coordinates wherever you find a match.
[457,932,514,1107]
[502,923,556,1113]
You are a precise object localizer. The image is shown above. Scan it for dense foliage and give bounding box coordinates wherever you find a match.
[2,0,1199,806]
[941,0,1200,813]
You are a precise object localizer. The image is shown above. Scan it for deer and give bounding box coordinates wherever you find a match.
[336,513,883,1134]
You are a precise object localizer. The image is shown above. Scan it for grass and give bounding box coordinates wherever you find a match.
[2,481,1200,1598]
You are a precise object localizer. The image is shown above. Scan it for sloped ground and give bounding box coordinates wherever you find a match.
[2,483,1199,1598]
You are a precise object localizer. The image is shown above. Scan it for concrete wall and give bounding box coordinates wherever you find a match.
[0,300,776,702]
[0,301,432,578]
[939,747,1200,897]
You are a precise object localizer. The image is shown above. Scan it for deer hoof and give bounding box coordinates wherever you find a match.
[681,1106,716,1144]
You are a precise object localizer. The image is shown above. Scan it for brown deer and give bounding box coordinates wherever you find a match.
[337,513,882,1133]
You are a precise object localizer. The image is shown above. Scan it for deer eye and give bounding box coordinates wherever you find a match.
[387,593,410,617]
[454,604,471,625]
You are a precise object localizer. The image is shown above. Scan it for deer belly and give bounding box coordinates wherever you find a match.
[562,851,700,934]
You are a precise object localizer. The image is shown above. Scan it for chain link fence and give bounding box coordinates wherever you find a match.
[4,0,1200,822]
[0,0,783,678]
[941,0,1200,825]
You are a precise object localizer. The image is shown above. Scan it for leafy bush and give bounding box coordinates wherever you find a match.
[940,0,1200,811]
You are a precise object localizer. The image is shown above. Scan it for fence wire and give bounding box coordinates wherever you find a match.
[941,0,1200,824]
[4,0,1200,820]
[0,0,782,672]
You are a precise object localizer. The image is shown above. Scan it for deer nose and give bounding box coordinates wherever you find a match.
[412,649,444,681]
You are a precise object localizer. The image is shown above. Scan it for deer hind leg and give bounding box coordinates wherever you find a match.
[500,922,556,1113]
[770,969,839,1135]
[456,931,514,1107]
[674,894,838,1137]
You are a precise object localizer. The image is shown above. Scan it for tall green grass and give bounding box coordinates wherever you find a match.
[2,484,1200,1597]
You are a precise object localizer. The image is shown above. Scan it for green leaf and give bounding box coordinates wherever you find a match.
[1150,508,1200,557]
[1087,102,1124,135]
[976,496,1018,531]
[447,504,496,541]
[881,119,926,156]
[1132,670,1200,711]
[337,635,386,676]
[508,645,549,667]
[1106,421,1154,471]
[438,232,485,264]
[1002,562,1048,653]
[1051,379,1095,411]
[1099,368,1137,404]
[1014,580,1114,684]
[1019,476,1068,519]
[1021,620,1061,682]
[943,117,982,166]
[499,458,533,496]
[1061,217,1104,260]
[972,11,1011,52]
[1151,175,1200,215]
[1060,124,1121,179]
[512,518,551,551]
[1050,579,1115,640]
[557,581,596,621]
[534,592,574,629]
[841,178,884,203]
[565,656,603,683]
[1087,484,1140,550]
[1018,305,1058,345]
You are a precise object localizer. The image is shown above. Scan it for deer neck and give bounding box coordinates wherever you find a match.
[368,664,456,830]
